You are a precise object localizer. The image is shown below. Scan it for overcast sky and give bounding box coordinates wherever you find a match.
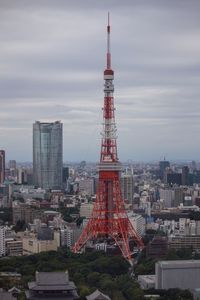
[0,0,200,162]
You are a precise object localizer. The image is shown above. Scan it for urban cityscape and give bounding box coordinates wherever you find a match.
[1,1,200,300]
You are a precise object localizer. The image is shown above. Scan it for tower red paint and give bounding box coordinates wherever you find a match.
[72,14,144,264]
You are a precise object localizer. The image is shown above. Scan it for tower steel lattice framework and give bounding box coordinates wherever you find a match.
[72,15,144,264]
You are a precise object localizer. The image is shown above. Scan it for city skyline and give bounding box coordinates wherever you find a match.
[0,1,200,162]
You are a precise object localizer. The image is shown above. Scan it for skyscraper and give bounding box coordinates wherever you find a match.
[159,159,170,181]
[182,166,189,186]
[121,174,134,204]
[33,121,63,190]
[0,226,6,256]
[0,150,5,185]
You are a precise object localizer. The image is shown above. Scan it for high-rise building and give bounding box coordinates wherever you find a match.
[17,168,27,184]
[33,121,63,190]
[78,178,94,196]
[0,226,6,257]
[159,188,175,208]
[166,172,182,186]
[9,160,16,169]
[174,187,184,207]
[62,166,69,188]
[182,166,189,186]
[0,150,5,185]
[159,159,170,181]
[121,174,134,204]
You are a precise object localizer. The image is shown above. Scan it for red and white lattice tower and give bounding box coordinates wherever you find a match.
[72,14,144,265]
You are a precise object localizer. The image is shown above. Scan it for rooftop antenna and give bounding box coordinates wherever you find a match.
[107,12,111,69]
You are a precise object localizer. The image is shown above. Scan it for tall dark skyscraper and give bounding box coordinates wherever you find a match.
[159,159,170,181]
[0,150,5,185]
[182,166,189,186]
[33,121,63,190]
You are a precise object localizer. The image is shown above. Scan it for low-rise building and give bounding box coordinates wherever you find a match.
[0,272,21,287]
[155,260,200,290]
[6,240,23,256]
[25,271,79,299]
[0,290,16,300]
[22,232,60,255]
[138,275,156,290]
[146,236,168,259]
[12,203,42,225]
[80,203,94,219]
[168,235,200,251]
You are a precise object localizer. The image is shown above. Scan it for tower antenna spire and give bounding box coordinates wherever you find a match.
[107,12,111,69]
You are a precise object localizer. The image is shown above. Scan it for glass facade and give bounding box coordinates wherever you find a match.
[33,121,63,189]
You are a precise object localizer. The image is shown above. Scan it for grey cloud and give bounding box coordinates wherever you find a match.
[0,0,200,161]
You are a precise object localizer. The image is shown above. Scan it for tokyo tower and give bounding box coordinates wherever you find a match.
[72,14,144,265]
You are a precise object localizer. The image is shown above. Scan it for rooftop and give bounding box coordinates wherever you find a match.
[157,260,200,268]
[28,271,77,292]
[86,289,111,300]
[138,275,156,284]
[0,290,16,300]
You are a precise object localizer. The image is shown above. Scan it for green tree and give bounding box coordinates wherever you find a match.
[79,285,91,300]
[87,272,101,286]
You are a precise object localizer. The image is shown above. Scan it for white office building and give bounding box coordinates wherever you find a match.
[156,260,200,290]
[128,213,145,237]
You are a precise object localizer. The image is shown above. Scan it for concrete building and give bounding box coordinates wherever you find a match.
[138,275,156,290]
[6,240,23,256]
[0,150,5,185]
[12,203,41,225]
[33,121,63,190]
[155,260,200,290]
[128,213,145,237]
[121,174,134,204]
[159,189,174,208]
[62,166,69,188]
[146,236,168,259]
[9,160,16,170]
[168,235,200,251]
[168,173,182,186]
[182,166,190,186]
[194,288,200,300]
[0,272,21,283]
[0,226,6,256]
[22,232,59,255]
[60,228,73,247]
[17,168,27,184]
[174,187,184,207]
[78,178,94,196]
[0,290,16,300]
[37,226,53,241]
[60,226,82,247]
[80,203,94,219]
